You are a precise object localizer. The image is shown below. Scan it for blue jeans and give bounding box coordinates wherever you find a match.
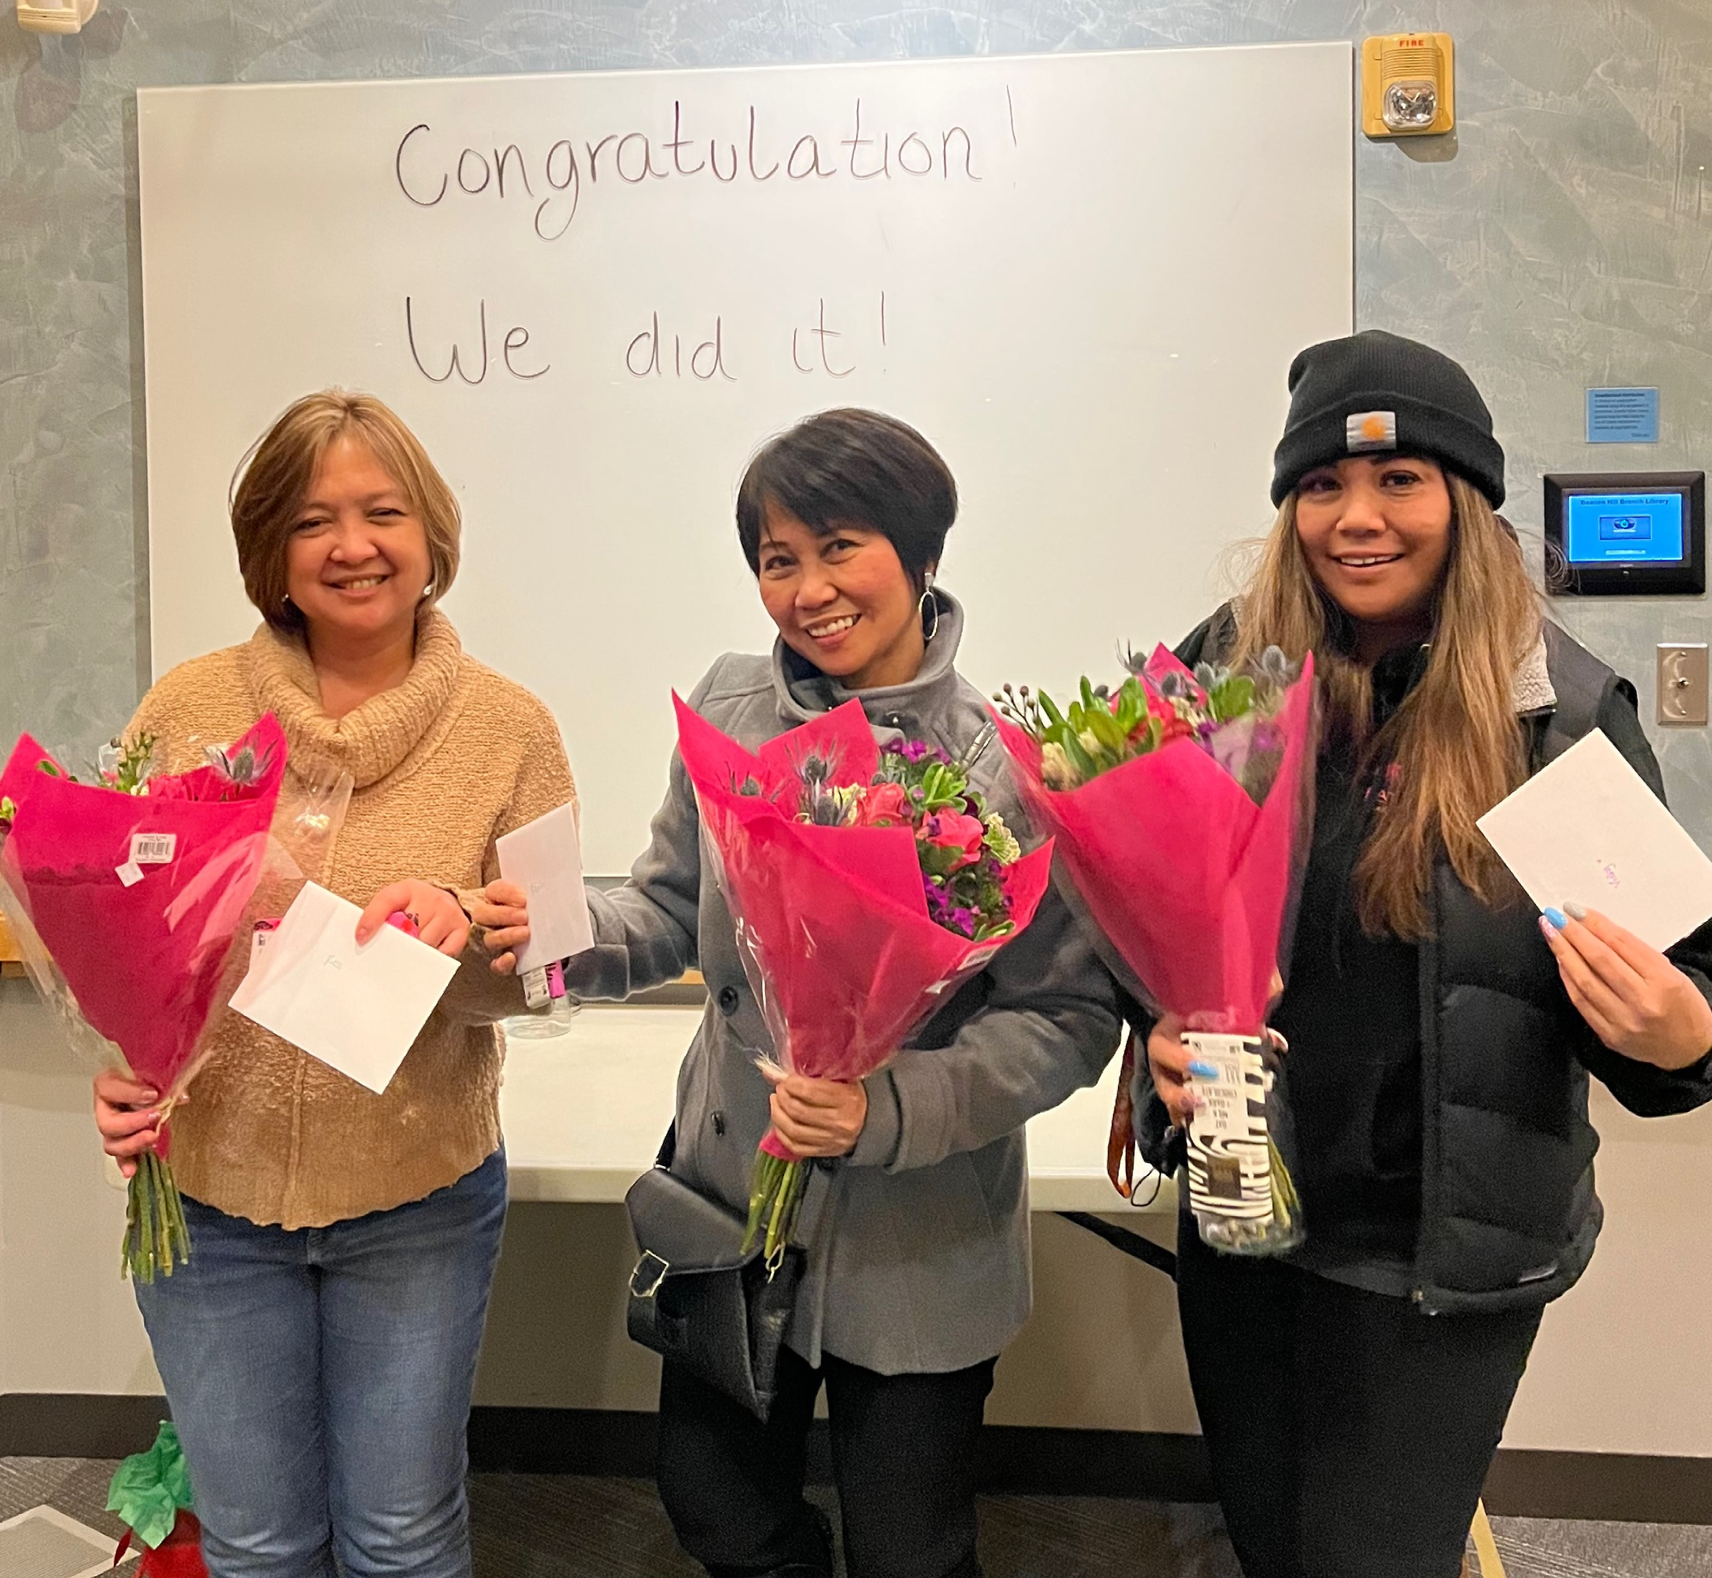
[134,1149,508,1578]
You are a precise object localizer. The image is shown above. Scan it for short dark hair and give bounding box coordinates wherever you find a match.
[735,409,957,585]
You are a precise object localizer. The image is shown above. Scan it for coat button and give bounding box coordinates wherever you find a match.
[711,1111,726,1137]
[717,985,740,1015]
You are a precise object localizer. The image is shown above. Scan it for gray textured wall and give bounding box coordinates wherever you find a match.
[3,0,1711,834]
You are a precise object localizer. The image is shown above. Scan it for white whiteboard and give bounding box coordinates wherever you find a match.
[139,44,1353,872]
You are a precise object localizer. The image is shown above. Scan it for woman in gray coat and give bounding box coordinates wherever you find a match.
[558,410,1117,1578]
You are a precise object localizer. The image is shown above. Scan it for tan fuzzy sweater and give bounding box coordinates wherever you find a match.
[128,610,575,1229]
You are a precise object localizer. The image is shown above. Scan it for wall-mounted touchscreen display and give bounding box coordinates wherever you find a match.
[1544,472,1704,595]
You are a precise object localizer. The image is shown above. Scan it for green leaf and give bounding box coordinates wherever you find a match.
[1086,709,1128,754]
[1059,728,1098,783]
[1113,678,1146,735]
[1212,674,1257,722]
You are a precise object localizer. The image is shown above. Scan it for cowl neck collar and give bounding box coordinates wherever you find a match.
[240,607,464,790]
[773,588,965,735]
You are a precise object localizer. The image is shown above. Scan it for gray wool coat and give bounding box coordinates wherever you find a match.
[565,592,1121,1374]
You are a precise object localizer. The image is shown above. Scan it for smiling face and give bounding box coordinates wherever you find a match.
[284,432,433,650]
[754,500,927,690]
[1293,454,1454,660]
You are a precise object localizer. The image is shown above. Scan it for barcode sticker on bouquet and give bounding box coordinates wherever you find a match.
[130,833,178,865]
[1185,1033,1276,1219]
[1187,1038,1249,1144]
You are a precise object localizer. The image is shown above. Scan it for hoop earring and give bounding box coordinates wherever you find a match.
[918,571,940,643]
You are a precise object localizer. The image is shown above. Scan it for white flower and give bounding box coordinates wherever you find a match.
[1040,741,1077,791]
[983,813,1022,864]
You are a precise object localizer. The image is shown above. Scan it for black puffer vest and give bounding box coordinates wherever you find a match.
[1416,624,1625,1312]
[1139,616,1712,1314]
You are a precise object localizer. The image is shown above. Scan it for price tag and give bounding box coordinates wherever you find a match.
[1185,1033,1249,1144]
[131,833,177,865]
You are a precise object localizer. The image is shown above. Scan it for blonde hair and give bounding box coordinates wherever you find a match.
[1231,473,1538,940]
[230,391,461,634]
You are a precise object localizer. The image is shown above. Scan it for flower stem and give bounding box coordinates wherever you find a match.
[124,1148,192,1284]
[741,1149,807,1266]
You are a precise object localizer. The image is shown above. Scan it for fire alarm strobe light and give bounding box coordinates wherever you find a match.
[1361,33,1455,139]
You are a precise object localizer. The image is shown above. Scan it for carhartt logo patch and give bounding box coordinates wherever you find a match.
[1346,411,1398,452]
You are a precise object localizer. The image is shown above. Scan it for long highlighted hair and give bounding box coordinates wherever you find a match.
[1230,474,1538,940]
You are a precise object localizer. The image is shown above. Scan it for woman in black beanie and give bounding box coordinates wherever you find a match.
[1131,330,1712,1577]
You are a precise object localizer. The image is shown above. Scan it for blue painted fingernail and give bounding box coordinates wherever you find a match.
[1188,1060,1220,1079]
[1564,901,1588,921]
[1543,907,1567,930]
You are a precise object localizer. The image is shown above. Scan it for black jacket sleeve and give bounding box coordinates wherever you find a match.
[1569,681,1712,1116]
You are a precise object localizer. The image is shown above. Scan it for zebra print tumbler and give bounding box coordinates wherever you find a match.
[1183,1028,1302,1254]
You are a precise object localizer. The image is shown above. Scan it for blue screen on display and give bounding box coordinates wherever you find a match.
[1563,491,1686,565]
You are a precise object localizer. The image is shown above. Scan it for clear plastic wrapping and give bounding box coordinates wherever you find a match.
[996,647,1318,1254]
[674,695,1053,1262]
[0,715,351,1278]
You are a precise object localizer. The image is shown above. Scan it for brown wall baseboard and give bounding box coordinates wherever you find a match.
[6,1396,1708,1524]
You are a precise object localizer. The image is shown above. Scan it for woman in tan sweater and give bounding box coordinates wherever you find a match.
[92,392,574,1578]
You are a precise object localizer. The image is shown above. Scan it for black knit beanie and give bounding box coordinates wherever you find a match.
[1270,330,1505,507]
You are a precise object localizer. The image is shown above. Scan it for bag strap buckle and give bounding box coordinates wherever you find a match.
[629,1251,670,1300]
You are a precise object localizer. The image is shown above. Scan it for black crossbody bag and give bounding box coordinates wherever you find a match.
[624,1125,807,1421]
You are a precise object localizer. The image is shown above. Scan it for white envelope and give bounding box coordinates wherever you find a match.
[230,882,460,1094]
[1476,729,1712,953]
[496,802,595,975]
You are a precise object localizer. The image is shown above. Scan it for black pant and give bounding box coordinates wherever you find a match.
[656,1348,996,1578]
[1176,1220,1542,1578]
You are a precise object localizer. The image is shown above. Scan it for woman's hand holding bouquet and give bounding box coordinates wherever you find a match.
[674,696,1053,1265]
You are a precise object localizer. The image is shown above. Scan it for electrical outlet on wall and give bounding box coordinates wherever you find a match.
[1657,644,1709,726]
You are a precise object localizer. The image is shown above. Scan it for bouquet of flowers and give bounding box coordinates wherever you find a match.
[995,643,1316,1254]
[673,695,1053,1263]
[0,715,339,1280]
